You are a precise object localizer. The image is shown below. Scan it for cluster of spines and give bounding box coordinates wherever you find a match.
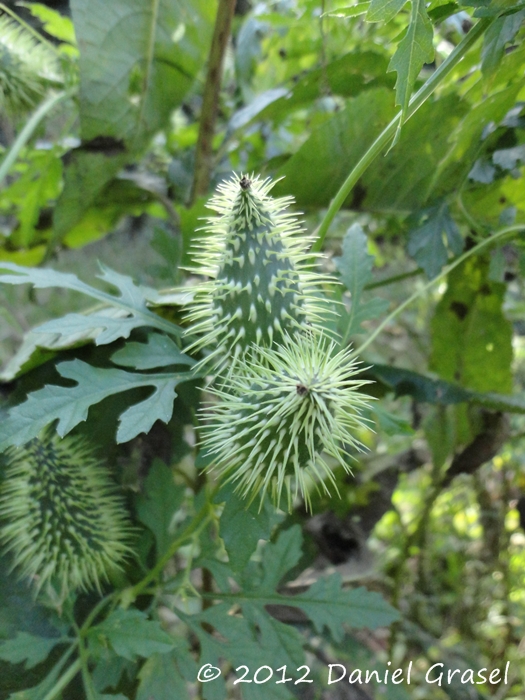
[185,174,333,370]
[0,15,60,115]
[0,432,133,599]
[184,173,372,508]
[203,335,372,511]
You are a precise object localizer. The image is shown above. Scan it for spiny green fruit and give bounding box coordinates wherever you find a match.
[202,334,373,511]
[186,173,332,369]
[0,432,133,600]
[0,15,60,115]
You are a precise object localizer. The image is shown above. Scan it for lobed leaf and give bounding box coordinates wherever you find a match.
[0,360,195,450]
[290,575,400,642]
[407,202,463,278]
[335,224,389,337]
[366,0,408,22]
[0,633,63,671]
[217,485,273,573]
[90,609,174,661]
[111,333,194,370]
[0,262,182,339]
[388,0,434,128]
[136,461,185,557]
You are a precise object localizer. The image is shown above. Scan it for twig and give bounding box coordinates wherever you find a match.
[190,0,236,204]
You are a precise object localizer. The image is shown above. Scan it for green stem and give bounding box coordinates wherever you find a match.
[311,17,493,252]
[77,632,97,700]
[124,490,217,602]
[0,90,74,187]
[353,224,525,357]
[41,659,81,700]
[364,267,422,290]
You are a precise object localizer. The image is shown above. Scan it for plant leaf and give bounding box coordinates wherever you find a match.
[217,485,272,573]
[53,0,214,238]
[0,633,63,670]
[365,364,525,413]
[0,262,182,338]
[481,9,525,75]
[430,256,513,393]
[136,460,185,557]
[137,650,193,700]
[272,88,395,206]
[335,224,389,337]
[366,0,408,23]
[291,574,400,642]
[90,609,174,661]
[407,202,463,278]
[327,2,372,18]
[258,526,303,593]
[0,360,195,449]
[388,0,434,129]
[111,333,194,370]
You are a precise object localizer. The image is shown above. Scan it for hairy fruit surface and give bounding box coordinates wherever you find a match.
[0,432,133,599]
[186,174,331,370]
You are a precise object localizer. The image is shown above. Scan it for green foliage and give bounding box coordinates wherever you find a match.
[388,0,434,119]
[407,202,463,278]
[89,609,174,660]
[274,88,395,206]
[0,359,195,448]
[335,223,390,338]
[0,1,524,698]
[430,256,513,393]
[218,485,272,573]
[0,632,63,670]
[136,460,185,557]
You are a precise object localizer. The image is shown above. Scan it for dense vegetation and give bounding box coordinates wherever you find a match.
[0,0,524,699]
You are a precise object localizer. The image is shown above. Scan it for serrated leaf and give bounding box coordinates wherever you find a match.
[388,0,434,120]
[112,333,194,370]
[0,633,63,670]
[407,202,463,278]
[0,360,195,450]
[137,651,191,700]
[91,609,174,661]
[481,10,525,75]
[189,606,295,700]
[0,262,182,338]
[34,312,149,347]
[136,460,185,557]
[92,653,132,694]
[335,224,389,337]
[218,485,272,573]
[328,2,371,18]
[258,526,303,593]
[242,604,304,668]
[291,575,400,642]
[367,0,408,22]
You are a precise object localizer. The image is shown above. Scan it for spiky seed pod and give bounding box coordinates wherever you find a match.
[201,333,373,511]
[0,432,133,600]
[0,16,61,115]
[185,174,333,370]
